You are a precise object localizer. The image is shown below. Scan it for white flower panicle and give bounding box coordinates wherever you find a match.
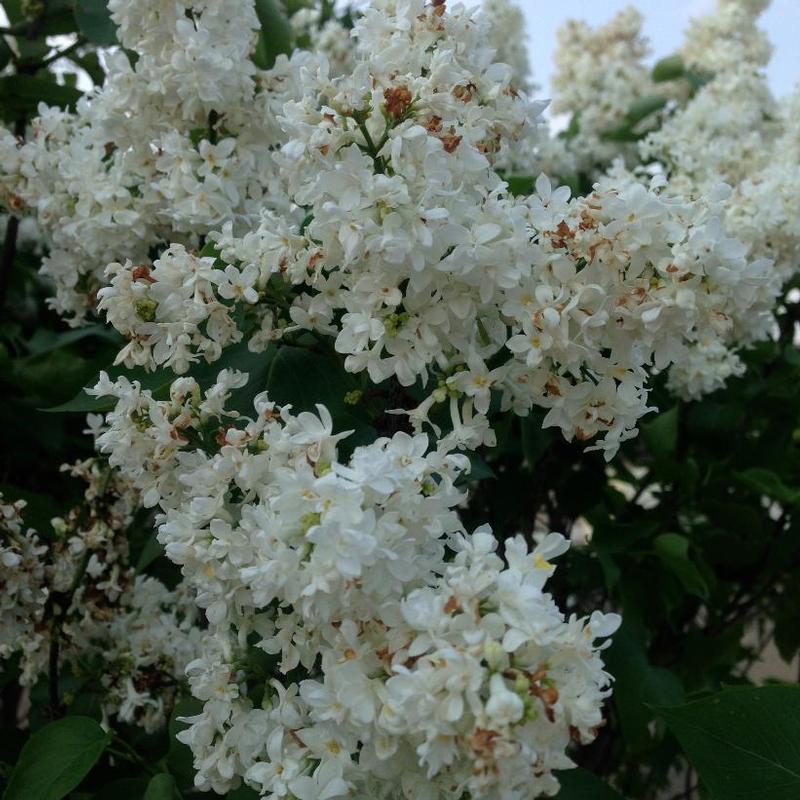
[0,0,293,323]
[93,0,776,458]
[0,495,48,677]
[681,0,772,75]
[0,464,201,730]
[290,6,356,78]
[550,8,655,171]
[631,0,797,396]
[89,367,620,798]
[483,0,535,94]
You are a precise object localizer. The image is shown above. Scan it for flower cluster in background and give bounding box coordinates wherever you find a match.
[0,462,201,731]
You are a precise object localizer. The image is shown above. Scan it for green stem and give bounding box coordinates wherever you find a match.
[47,550,91,718]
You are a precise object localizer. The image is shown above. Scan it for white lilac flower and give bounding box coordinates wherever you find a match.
[92,0,776,459]
[90,368,620,798]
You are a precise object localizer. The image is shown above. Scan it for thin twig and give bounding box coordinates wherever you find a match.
[39,36,86,69]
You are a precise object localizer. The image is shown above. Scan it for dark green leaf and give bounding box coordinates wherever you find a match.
[520,413,554,467]
[24,324,121,356]
[226,788,259,800]
[167,697,203,790]
[559,112,580,140]
[604,621,684,748]
[74,0,117,45]
[44,341,275,414]
[38,5,78,36]
[265,345,375,447]
[69,50,106,86]
[92,778,149,800]
[556,767,627,799]
[0,35,12,72]
[3,716,111,800]
[783,344,800,366]
[735,467,800,505]
[658,685,800,800]
[143,773,176,800]
[0,75,82,120]
[135,533,164,574]
[654,533,709,599]
[466,453,495,481]
[42,364,163,413]
[642,405,678,461]
[252,0,293,69]
[505,175,534,196]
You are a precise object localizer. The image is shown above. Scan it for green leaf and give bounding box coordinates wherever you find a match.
[0,35,12,72]
[167,697,203,790]
[735,467,800,505]
[520,413,554,467]
[37,0,78,36]
[135,532,164,574]
[252,0,293,69]
[42,363,165,413]
[92,779,149,800]
[74,0,117,46]
[652,54,685,83]
[654,532,709,599]
[0,75,82,120]
[0,483,61,537]
[69,50,106,86]
[265,345,375,448]
[505,175,534,196]
[601,95,667,142]
[143,773,176,800]
[559,112,580,140]
[657,685,800,800]
[44,340,275,414]
[24,324,121,356]
[3,716,111,800]
[556,767,627,799]
[466,453,495,481]
[783,345,800,369]
[641,405,678,461]
[226,788,260,800]
[625,95,669,126]
[604,621,684,748]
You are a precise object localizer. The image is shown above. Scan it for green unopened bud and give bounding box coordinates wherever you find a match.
[300,512,322,532]
[344,389,363,406]
[431,387,447,403]
[384,312,409,337]
[484,640,505,671]
[135,298,158,322]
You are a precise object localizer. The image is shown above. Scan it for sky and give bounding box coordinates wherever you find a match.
[518,0,800,101]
